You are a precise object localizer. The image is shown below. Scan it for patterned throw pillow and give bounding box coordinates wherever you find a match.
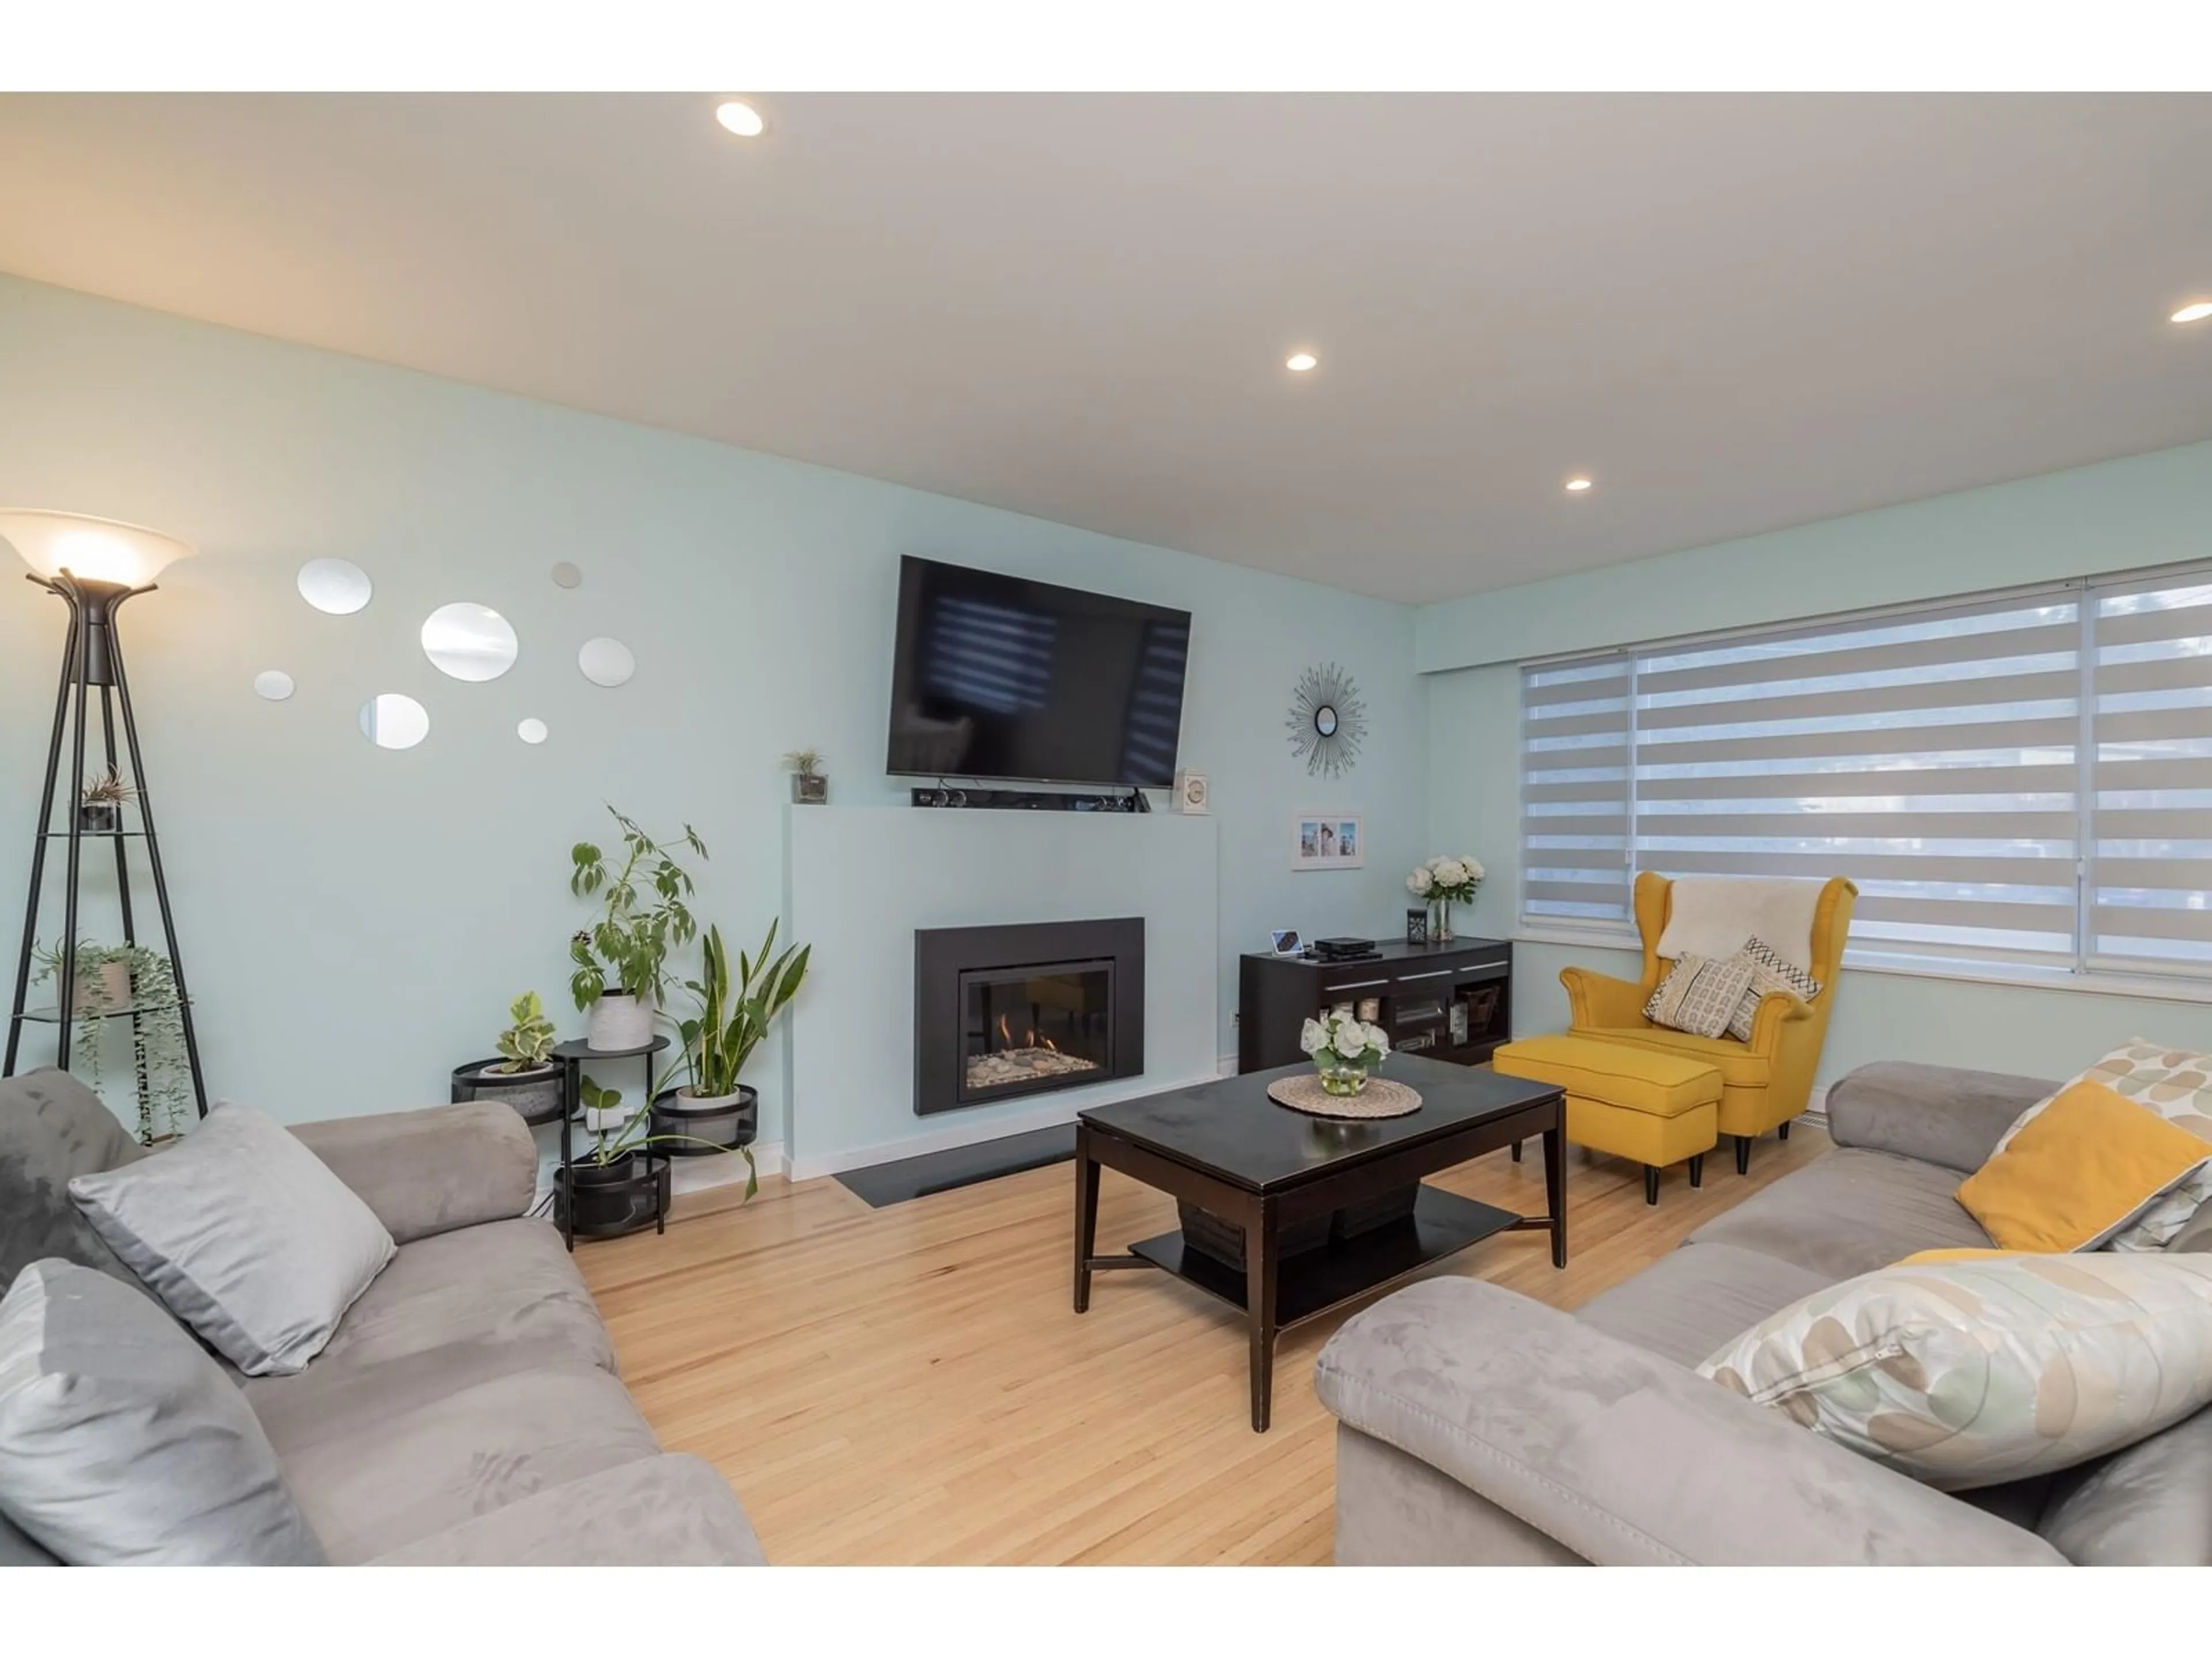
[1723,935,1821,1043]
[1643,953,1759,1040]
[1699,1252,2212,1491]
[1991,1041,2212,1251]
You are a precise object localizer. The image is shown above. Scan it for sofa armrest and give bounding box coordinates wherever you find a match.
[1824,1060,2055,1174]
[1559,966,1649,1030]
[365,1454,765,1566]
[1314,1278,2066,1565]
[290,1101,537,1245]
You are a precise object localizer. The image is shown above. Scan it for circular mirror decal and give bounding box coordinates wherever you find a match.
[253,670,295,702]
[517,718,548,745]
[551,561,582,589]
[578,637,635,688]
[298,558,373,615]
[358,693,430,750]
[421,601,519,682]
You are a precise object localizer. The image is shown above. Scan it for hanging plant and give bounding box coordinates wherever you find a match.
[32,939,192,1144]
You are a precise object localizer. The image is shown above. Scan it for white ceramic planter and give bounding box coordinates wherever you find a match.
[582,1103,634,1135]
[586,990,654,1052]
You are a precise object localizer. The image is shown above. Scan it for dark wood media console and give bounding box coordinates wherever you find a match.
[1236,937,1513,1074]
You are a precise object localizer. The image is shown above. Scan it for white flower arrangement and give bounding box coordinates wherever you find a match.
[1301,1010,1391,1068]
[1408,853,1484,906]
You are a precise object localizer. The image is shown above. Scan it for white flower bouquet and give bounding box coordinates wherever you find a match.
[1407,854,1484,940]
[1300,1010,1391,1097]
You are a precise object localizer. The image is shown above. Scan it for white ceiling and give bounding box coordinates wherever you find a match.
[2,93,2209,604]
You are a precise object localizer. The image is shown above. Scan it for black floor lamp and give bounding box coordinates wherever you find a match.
[1,510,209,1130]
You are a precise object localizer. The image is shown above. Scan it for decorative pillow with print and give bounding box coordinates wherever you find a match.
[1724,935,1821,1043]
[1990,1041,2212,1251]
[1643,952,1759,1041]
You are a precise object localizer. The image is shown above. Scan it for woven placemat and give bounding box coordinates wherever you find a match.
[1266,1073,1424,1120]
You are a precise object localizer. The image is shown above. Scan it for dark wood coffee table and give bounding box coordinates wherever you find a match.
[1073,1055,1566,1431]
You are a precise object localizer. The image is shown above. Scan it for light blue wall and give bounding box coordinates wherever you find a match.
[0,275,1429,1146]
[1426,445,2212,1094]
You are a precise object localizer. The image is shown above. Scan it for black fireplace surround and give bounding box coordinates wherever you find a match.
[914,918,1145,1116]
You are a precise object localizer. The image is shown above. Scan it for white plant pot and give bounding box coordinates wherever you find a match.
[586,991,654,1052]
[582,1104,632,1135]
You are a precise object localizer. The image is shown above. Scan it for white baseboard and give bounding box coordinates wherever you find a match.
[1217,1052,1238,1077]
[669,1140,786,1196]
[788,1070,1220,1183]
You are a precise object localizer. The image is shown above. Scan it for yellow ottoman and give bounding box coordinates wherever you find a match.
[1494,1035,1721,1206]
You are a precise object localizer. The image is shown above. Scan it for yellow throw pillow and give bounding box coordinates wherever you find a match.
[1957,1080,2212,1253]
[1896,1248,2027,1267]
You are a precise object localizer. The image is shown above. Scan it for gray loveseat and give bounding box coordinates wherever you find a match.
[1,1067,764,1566]
[1316,1060,2212,1566]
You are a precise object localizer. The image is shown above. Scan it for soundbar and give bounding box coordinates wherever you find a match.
[910,785,1152,813]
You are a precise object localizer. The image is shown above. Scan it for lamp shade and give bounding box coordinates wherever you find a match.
[0,510,196,587]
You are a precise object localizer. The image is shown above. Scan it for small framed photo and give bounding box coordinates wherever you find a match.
[1406,907,1429,945]
[1291,811,1365,871]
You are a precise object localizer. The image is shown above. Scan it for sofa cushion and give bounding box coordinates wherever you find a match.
[69,1102,395,1374]
[2039,1403,2212,1565]
[0,1260,325,1565]
[0,1068,149,1298]
[366,1453,767,1566]
[1687,1146,1993,1279]
[272,1363,660,1563]
[1574,1241,1833,1368]
[1957,1079,2212,1253]
[240,1217,616,1445]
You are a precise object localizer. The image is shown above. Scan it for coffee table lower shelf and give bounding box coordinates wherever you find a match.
[1127,1185,1521,1328]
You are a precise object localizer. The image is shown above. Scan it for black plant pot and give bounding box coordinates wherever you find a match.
[78,802,120,834]
[555,1152,670,1238]
[450,1058,564,1126]
[650,1084,758,1155]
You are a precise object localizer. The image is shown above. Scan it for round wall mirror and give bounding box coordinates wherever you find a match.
[578,637,636,688]
[551,561,582,589]
[298,558,373,615]
[359,693,430,750]
[253,670,295,702]
[421,602,519,682]
[517,718,548,745]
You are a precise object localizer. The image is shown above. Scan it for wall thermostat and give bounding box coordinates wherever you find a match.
[1174,769,1211,814]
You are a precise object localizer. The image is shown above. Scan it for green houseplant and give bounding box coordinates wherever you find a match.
[451,991,563,1123]
[783,748,828,805]
[651,921,811,1197]
[31,938,191,1143]
[568,806,704,1051]
[559,1075,746,1232]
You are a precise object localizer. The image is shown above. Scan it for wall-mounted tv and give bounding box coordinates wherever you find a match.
[885,556,1192,789]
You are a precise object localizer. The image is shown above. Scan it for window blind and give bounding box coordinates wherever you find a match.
[2089,573,2212,974]
[1522,657,1634,927]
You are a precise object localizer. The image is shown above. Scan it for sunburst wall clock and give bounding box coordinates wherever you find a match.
[1286,662,1368,779]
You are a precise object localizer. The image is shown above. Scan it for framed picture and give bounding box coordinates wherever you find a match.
[1290,811,1365,871]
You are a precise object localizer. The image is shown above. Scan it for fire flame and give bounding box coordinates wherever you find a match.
[1041,1035,1059,1053]
[997,1014,1013,1047]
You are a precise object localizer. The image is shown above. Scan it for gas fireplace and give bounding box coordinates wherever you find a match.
[915,918,1145,1116]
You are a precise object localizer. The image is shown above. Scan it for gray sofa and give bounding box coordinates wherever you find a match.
[1,1067,764,1566]
[1317,1060,2212,1566]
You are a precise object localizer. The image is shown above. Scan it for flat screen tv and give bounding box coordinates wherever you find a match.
[885,556,1192,789]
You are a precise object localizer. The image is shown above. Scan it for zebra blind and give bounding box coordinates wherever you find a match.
[1522,563,2212,983]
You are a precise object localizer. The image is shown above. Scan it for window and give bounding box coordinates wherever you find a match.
[1520,563,2212,984]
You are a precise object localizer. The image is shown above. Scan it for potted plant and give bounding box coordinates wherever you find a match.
[557,1076,738,1234]
[31,938,191,1144]
[783,749,828,805]
[77,768,137,834]
[1299,1010,1392,1097]
[1405,854,1483,941]
[568,806,704,1051]
[450,991,563,1122]
[652,921,810,1192]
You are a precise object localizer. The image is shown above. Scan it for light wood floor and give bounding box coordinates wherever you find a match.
[581,1122,1831,1564]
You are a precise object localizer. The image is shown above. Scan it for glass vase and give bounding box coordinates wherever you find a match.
[1314,1050,1372,1097]
[1433,899,1453,941]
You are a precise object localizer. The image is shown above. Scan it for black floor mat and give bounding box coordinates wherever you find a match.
[835,1123,1078,1209]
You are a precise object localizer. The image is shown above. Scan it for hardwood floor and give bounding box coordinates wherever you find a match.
[581,1122,1830,1564]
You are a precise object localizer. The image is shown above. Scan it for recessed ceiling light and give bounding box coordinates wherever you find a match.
[1565,476,1594,493]
[715,100,765,138]
[2173,301,2212,324]
[1285,352,1318,373]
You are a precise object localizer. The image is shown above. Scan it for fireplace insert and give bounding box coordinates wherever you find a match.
[915,918,1144,1116]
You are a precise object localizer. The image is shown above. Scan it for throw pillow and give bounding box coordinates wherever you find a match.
[1642,952,1758,1040]
[1699,1252,2212,1491]
[69,1101,395,1376]
[1991,1040,2212,1251]
[1722,935,1821,1043]
[0,1259,325,1564]
[1957,1081,2212,1253]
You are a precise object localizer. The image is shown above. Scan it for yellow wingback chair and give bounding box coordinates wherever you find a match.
[1559,872,1856,1173]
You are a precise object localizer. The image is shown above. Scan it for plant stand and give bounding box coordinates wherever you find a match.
[551,1034,670,1250]
[649,1082,757,1154]
[3,571,207,1126]
[450,1059,565,1126]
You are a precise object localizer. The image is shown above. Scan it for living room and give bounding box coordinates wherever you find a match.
[5,9,2212,1630]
